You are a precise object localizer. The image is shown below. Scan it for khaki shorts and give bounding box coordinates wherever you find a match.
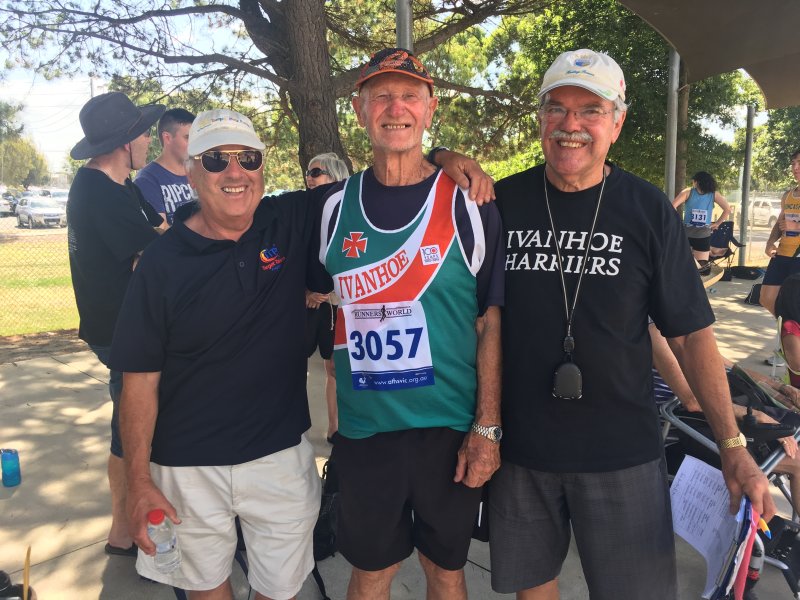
[135,435,321,599]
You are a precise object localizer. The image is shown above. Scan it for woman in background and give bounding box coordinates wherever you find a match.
[672,170,731,268]
[305,152,349,442]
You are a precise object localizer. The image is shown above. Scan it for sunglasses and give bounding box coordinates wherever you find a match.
[306,167,331,179]
[193,150,264,173]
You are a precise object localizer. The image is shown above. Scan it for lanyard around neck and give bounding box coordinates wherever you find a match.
[542,168,606,356]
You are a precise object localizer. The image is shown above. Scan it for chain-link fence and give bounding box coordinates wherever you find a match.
[0,211,77,337]
[0,185,790,337]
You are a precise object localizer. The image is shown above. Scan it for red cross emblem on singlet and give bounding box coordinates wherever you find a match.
[342,232,368,258]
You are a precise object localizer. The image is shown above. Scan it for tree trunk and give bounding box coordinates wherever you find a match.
[675,60,690,195]
[281,0,352,172]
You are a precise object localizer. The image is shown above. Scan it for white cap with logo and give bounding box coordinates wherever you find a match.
[538,49,626,103]
[187,108,266,156]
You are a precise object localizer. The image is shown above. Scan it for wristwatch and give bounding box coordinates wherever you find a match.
[717,432,747,450]
[426,146,450,165]
[471,422,503,443]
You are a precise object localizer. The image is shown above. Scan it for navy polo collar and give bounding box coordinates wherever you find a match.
[170,196,277,252]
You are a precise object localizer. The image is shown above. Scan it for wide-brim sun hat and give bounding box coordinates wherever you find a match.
[187,109,266,156]
[538,49,626,103]
[356,47,434,94]
[70,92,165,160]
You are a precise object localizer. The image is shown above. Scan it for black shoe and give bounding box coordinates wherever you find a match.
[743,588,759,600]
[104,543,138,557]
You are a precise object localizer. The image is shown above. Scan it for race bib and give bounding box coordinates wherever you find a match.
[786,212,800,237]
[342,300,435,391]
[690,208,709,226]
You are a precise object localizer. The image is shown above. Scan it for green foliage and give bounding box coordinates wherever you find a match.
[486,0,746,186]
[108,75,305,191]
[0,137,49,187]
[762,106,800,189]
[0,100,24,142]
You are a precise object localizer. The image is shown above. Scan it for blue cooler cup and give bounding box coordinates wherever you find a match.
[1,449,21,487]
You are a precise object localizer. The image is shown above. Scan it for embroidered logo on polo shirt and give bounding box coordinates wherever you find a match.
[342,232,368,258]
[259,244,286,271]
[419,244,441,265]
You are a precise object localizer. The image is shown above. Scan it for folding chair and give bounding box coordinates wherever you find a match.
[709,221,745,273]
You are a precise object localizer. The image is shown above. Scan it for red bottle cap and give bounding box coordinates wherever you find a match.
[147,509,166,525]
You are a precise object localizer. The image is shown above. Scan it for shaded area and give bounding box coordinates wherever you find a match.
[0,329,86,365]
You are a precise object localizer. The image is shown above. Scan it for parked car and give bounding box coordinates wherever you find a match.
[16,196,67,228]
[0,196,12,217]
[3,192,19,215]
[748,198,782,229]
[50,189,69,207]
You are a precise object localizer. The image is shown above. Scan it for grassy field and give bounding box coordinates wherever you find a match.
[0,234,78,336]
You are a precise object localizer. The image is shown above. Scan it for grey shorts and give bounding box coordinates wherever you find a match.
[489,457,677,600]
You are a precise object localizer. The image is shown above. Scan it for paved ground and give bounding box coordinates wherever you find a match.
[0,276,797,598]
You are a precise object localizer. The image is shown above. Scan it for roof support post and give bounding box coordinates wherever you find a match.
[664,48,680,200]
[396,0,413,51]
[739,104,755,266]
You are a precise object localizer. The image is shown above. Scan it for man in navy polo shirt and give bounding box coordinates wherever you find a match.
[110,109,328,599]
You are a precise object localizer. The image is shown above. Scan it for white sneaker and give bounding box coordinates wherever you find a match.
[765,355,785,367]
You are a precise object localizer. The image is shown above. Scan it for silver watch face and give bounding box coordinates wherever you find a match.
[490,426,503,442]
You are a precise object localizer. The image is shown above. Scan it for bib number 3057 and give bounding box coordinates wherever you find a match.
[342,301,435,391]
[349,327,423,361]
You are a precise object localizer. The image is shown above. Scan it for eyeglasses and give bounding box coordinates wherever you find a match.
[306,167,331,179]
[540,105,614,124]
[193,150,263,173]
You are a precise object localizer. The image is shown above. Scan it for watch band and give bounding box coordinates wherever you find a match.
[717,432,746,450]
[471,422,502,443]
[426,146,450,165]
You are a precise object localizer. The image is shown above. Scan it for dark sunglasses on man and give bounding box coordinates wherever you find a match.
[193,149,264,173]
[306,167,330,179]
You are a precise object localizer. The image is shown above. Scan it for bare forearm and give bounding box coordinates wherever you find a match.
[475,306,501,424]
[667,327,739,441]
[766,221,782,246]
[120,371,161,483]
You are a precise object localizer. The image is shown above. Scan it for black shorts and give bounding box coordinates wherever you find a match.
[305,302,337,360]
[688,236,711,252]
[332,427,482,571]
[763,255,800,286]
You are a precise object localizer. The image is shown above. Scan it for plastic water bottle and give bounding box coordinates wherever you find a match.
[1,449,21,487]
[147,509,181,574]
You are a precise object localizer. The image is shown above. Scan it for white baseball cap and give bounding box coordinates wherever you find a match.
[187,108,266,156]
[538,49,626,103]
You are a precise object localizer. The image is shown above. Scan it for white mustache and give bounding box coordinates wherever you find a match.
[549,130,593,143]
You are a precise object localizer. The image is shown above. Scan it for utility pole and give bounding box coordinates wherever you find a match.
[395,0,413,51]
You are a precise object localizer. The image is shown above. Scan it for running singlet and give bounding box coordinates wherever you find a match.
[683,188,714,228]
[323,171,483,438]
[777,189,800,257]
[781,319,800,387]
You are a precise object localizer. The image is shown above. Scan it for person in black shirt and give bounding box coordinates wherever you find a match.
[490,49,773,600]
[67,92,164,556]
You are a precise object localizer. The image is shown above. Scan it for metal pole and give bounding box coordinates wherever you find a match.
[739,104,755,266]
[664,48,680,199]
[395,0,413,51]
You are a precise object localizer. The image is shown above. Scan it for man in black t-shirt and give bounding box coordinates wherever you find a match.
[490,49,773,600]
[67,92,164,557]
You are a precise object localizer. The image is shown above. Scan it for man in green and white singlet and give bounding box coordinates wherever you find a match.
[318,48,504,600]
